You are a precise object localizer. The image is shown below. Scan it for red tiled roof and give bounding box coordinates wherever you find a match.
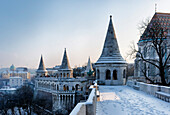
[140,12,170,41]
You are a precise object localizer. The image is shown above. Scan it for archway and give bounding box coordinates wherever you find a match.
[57,85,59,90]
[123,69,126,78]
[113,70,117,80]
[97,69,100,79]
[67,73,69,78]
[72,86,75,90]
[56,73,59,78]
[63,85,66,91]
[75,84,80,91]
[106,70,111,80]
[66,86,69,90]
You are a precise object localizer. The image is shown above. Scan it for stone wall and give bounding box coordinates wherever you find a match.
[70,85,97,115]
[126,80,170,96]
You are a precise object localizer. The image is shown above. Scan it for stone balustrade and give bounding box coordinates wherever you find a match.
[37,87,75,94]
[127,80,170,102]
[70,84,98,115]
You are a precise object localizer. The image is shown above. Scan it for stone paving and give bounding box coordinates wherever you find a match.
[96,86,170,115]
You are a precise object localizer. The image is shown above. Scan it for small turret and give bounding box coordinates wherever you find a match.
[59,48,71,70]
[36,55,47,77]
[96,15,126,64]
[58,48,73,78]
[85,57,94,76]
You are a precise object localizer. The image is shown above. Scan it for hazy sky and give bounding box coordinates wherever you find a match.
[0,0,170,69]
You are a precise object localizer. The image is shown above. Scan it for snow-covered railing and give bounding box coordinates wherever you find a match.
[37,87,75,94]
[70,85,97,115]
[127,80,170,102]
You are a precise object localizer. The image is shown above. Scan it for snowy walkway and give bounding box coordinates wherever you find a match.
[96,86,170,115]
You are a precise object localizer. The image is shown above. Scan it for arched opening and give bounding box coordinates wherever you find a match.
[63,85,66,91]
[113,70,117,80]
[106,70,111,80]
[72,86,75,90]
[63,73,65,77]
[60,73,62,77]
[57,85,59,90]
[123,69,126,78]
[97,70,100,79]
[66,86,69,90]
[75,84,80,91]
[67,73,69,78]
[143,47,147,58]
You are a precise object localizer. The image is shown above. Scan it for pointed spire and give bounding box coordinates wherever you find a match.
[96,15,126,64]
[101,15,120,57]
[37,55,46,71]
[85,56,93,72]
[155,3,157,13]
[60,48,71,70]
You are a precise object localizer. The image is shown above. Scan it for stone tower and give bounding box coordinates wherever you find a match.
[36,55,47,77]
[95,15,127,85]
[58,48,73,78]
[85,57,94,76]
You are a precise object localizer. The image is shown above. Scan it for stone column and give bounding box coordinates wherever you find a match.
[58,94,61,108]
[96,69,98,79]
[73,94,75,104]
[111,70,113,81]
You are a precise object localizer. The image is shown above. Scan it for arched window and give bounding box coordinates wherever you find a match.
[143,47,147,58]
[75,84,80,91]
[63,73,65,77]
[63,85,66,91]
[60,73,62,77]
[123,69,126,78]
[97,70,100,79]
[72,86,75,90]
[57,85,59,90]
[67,73,69,78]
[113,70,117,80]
[66,86,69,90]
[106,70,111,80]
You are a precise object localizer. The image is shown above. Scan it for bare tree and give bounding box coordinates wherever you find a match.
[129,17,170,86]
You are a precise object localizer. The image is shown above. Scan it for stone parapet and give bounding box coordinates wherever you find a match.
[70,84,97,115]
[126,80,170,102]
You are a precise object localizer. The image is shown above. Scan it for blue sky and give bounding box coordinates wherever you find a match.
[0,0,170,68]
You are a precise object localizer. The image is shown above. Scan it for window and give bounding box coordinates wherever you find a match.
[113,70,117,80]
[143,47,147,58]
[123,69,126,78]
[97,70,100,79]
[106,70,111,80]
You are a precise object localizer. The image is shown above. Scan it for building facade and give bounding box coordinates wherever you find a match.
[9,76,23,88]
[134,12,170,83]
[35,49,88,114]
[1,64,30,82]
[95,16,127,85]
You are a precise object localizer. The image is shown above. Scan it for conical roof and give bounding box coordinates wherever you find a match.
[37,55,46,71]
[85,57,93,72]
[96,15,126,64]
[59,48,71,70]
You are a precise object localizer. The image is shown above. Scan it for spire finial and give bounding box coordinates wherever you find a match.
[110,15,112,19]
[155,3,157,13]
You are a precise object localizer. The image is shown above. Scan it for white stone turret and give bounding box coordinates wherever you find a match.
[58,48,73,78]
[85,57,94,76]
[95,15,127,85]
[36,55,47,77]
